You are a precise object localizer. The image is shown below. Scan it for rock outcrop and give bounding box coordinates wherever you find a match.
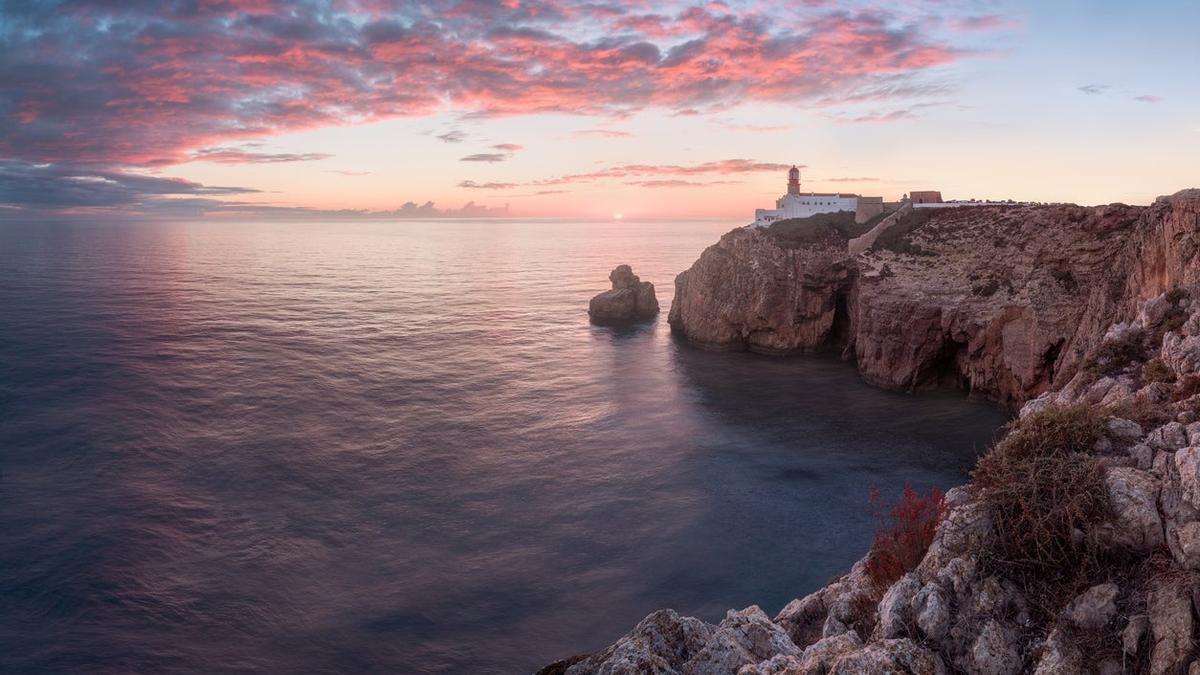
[589,264,660,324]
[669,190,1200,407]
[545,190,1200,675]
[547,285,1200,675]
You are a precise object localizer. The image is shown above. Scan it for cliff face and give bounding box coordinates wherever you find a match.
[544,190,1200,675]
[589,264,660,324]
[668,190,1200,407]
[666,227,854,353]
[548,284,1200,675]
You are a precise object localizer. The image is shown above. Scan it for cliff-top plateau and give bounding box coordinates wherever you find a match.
[543,189,1200,674]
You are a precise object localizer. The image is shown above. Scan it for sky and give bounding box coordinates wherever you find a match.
[0,0,1197,221]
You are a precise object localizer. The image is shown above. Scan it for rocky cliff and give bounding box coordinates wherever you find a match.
[590,264,660,324]
[669,190,1200,407]
[543,190,1200,675]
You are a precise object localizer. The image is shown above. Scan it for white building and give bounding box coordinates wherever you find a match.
[752,166,859,226]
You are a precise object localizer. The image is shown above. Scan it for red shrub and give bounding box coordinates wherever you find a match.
[864,483,946,586]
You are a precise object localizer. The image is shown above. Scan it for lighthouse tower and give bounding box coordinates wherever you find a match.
[751,164,863,226]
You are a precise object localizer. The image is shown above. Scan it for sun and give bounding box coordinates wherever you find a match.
[612,212,623,220]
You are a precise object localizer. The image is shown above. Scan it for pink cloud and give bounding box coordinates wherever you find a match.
[461,157,788,189]
[828,109,915,124]
[192,145,332,164]
[0,2,985,168]
[626,179,743,188]
[573,129,634,138]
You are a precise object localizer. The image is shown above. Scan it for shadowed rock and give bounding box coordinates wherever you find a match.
[669,190,1200,407]
[588,264,659,324]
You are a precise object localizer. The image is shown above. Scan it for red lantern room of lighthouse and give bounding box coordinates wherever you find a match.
[787,166,801,196]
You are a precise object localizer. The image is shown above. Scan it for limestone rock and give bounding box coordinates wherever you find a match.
[1149,585,1195,675]
[545,192,1200,675]
[1125,614,1150,656]
[912,582,951,642]
[1176,447,1200,508]
[1032,628,1082,675]
[685,606,802,675]
[875,574,920,639]
[667,193,1200,407]
[737,654,805,675]
[1151,423,1190,451]
[1107,417,1145,442]
[563,609,713,674]
[934,556,979,599]
[667,227,852,353]
[773,593,826,649]
[588,264,659,324]
[738,633,862,675]
[821,615,850,639]
[1162,332,1200,379]
[1132,443,1155,470]
[917,502,993,577]
[1102,467,1165,551]
[1067,583,1119,630]
[1173,521,1200,569]
[826,639,946,675]
[970,620,1022,675]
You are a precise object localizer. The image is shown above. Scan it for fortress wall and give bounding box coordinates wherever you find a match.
[848,201,913,255]
[855,198,885,224]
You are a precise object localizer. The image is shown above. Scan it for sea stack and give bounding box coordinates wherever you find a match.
[588,264,659,324]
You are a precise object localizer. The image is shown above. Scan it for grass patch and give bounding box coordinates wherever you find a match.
[766,210,879,248]
[971,404,1114,617]
[1106,398,1173,428]
[1157,287,1189,338]
[870,209,936,256]
[1082,326,1149,378]
[1142,358,1176,384]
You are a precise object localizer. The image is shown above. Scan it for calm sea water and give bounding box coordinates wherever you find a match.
[0,219,1007,674]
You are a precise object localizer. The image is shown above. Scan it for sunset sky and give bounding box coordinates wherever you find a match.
[1,0,1197,220]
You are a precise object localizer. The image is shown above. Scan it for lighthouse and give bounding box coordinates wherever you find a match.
[751,165,864,226]
[787,165,801,196]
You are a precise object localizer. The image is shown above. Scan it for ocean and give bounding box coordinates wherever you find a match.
[0,219,1007,673]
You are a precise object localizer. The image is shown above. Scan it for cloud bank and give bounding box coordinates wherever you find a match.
[0,0,1004,216]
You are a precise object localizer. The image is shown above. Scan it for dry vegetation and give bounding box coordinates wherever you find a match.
[1143,357,1177,384]
[971,405,1115,614]
[1082,326,1149,378]
[766,211,880,248]
[870,210,936,256]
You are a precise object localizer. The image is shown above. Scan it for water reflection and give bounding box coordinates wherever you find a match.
[0,219,1007,674]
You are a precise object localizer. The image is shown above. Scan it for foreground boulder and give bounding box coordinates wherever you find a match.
[589,264,660,324]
